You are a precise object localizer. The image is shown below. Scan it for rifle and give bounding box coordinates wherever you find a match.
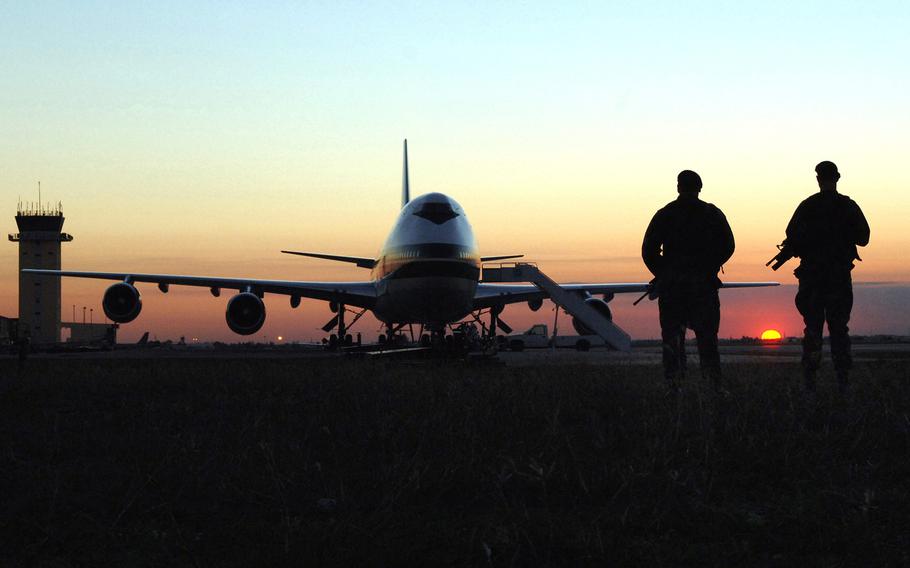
[766,241,796,271]
[633,278,659,306]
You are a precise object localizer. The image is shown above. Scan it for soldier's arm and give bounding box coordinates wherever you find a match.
[784,202,807,254]
[851,201,870,247]
[641,212,665,278]
[716,209,735,267]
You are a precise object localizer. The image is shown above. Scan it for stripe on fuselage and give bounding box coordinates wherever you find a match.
[372,243,480,325]
[376,243,480,280]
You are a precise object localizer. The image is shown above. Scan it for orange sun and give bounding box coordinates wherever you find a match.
[760,329,783,341]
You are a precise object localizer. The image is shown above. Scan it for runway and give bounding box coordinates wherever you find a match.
[498,342,910,366]
[5,341,909,365]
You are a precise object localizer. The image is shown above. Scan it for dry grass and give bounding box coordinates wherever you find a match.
[1,357,908,566]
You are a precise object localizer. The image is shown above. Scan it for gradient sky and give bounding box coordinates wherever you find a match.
[2,1,909,341]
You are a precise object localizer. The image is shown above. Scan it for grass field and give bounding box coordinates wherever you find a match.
[1,356,908,566]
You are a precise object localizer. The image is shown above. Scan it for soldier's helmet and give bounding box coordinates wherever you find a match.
[815,161,840,181]
[677,170,703,193]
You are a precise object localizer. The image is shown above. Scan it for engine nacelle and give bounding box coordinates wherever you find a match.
[528,298,543,311]
[102,282,142,323]
[226,292,266,335]
[571,297,613,336]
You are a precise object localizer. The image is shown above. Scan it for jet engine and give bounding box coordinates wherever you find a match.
[571,297,612,335]
[226,292,266,335]
[102,282,142,323]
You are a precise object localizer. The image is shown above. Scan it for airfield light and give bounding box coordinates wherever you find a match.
[761,329,783,341]
[277,335,283,342]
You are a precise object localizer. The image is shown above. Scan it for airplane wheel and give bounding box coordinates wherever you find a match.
[328,334,338,350]
[344,334,353,346]
[420,334,431,347]
[378,334,386,344]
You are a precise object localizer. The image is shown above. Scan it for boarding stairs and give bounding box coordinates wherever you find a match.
[481,263,632,351]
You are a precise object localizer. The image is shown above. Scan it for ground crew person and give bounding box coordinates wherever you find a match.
[783,161,869,392]
[642,170,735,392]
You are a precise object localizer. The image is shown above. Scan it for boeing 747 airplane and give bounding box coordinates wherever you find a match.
[24,141,777,348]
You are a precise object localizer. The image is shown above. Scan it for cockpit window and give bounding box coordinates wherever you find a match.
[414,201,459,224]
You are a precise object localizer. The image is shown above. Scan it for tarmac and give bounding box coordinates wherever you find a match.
[3,341,909,365]
[499,342,910,366]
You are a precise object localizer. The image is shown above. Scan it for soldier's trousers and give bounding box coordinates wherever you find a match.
[658,284,721,382]
[795,270,853,372]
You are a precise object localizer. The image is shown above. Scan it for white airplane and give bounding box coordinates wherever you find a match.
[25,141,777,347]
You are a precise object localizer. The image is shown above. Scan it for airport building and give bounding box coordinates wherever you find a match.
[8,201,73,344]
[65,321,118,346]
[0,315,17,346]
[6,199,118,347]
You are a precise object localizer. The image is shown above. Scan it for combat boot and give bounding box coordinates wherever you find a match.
[836,370,849,394]
[704,368,729,397]
[664,371,683,397]
[803,367,817,392]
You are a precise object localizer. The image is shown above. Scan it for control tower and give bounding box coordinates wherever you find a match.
[8,200,73,344]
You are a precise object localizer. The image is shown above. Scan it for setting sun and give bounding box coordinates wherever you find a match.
[760,329,783,341]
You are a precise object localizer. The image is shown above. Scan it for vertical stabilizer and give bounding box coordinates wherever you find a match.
[401,139,410,208]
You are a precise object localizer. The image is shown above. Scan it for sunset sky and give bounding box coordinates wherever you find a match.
[2,1,909,342]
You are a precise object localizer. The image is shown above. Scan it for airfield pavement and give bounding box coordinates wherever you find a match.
[498,342,910,367]
[1,344,909,566]
[7,340,910,365]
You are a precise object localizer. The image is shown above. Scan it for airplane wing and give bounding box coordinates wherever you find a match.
[280,251,376,269]
[473,281,778,309]
[480,255,524,262]
[22,269,378,308]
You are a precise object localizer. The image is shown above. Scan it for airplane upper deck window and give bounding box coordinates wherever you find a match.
[414,202,459,225]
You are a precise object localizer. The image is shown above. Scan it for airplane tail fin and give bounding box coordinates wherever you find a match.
[401,139,410,208]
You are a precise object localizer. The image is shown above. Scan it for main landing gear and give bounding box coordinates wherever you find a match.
[322,302,366,350]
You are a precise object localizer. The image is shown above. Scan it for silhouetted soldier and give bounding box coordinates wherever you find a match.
[642,170,735,391]
[784,161,869,392]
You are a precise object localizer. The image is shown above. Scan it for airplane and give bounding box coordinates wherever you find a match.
[24,141,778,349]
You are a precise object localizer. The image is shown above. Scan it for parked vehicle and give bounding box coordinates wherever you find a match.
[502,324,605,351]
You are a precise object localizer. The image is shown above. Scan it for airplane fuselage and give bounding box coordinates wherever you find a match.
[370,192,480,328]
